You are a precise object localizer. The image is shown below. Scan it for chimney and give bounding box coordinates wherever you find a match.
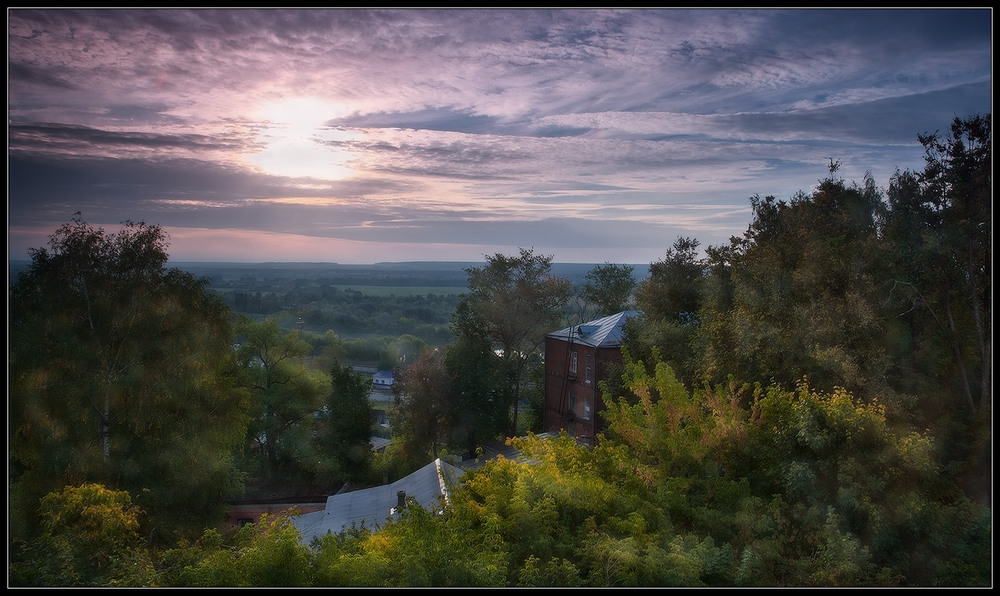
[396,490,406,509]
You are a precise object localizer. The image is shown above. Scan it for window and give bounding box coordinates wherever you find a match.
[583,396,591,420]
[569,350,578,374]
[585,354,592,384]
[568,390,576,411]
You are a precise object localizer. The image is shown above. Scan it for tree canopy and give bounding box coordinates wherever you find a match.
[451,248,573,436]
[9,216,250,542]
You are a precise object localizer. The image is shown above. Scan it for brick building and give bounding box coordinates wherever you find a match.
[542,310,638,446]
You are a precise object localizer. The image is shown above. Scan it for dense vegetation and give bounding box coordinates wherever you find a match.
[8,114,991,586]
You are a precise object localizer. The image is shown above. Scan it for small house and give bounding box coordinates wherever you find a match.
[372,369,395,388]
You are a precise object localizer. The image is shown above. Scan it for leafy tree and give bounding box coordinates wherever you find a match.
[917,114,991,411]
[600,351,991,586]
[305,329,349,374]
[378,333,429,371]
[452,248,572,436]
[9,483,156,587]
[157,513,312,587]
[443,331,510,457]
[580,262,636,319]
[235,316,329,485]
[882,114,991,415]
[627,236,706,389]
[878,114,991,506]
[9,216,250,542]
[314,361,375,484]
[392,350,453,461]
[696,170,889,400]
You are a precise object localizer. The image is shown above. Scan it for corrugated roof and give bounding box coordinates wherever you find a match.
[545,310,639,348]
[293,458,465,544]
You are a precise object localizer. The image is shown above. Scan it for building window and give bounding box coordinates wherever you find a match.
[569,390,576,411]
[585,354,592,384]
[583,396,591,420]
[569,350,578,374]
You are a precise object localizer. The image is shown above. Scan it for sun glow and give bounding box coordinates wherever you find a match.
[247,97,360,180]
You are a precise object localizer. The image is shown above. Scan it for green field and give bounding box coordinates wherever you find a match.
[330,285,469,297]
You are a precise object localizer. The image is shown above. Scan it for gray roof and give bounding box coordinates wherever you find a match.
[293,458,465,544]
[369,436,392,452]
[545,310,639,348]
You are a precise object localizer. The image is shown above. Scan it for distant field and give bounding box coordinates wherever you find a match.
[332,285,468,297]
[205,284,467,297]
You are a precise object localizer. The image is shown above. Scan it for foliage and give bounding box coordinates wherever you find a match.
[316,361,375,483]
[442,331,511,456]
[696,170,888,401]
[391,350,453,461]
[600,351,992,587]
[452,248,573,436]
[580,262,637,319]
[9,483,156,587]
[157,513,312,586]
[882,114,991,417]
[236,316,330,482]
[8,216,250,542]
[235,316,330,486]
[626,236,707,391]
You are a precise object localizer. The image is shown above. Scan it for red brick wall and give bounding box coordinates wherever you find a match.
[543,336,623,445]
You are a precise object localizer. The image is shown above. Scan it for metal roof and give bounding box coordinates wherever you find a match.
[293,458,465,544]
[544,310,640,348]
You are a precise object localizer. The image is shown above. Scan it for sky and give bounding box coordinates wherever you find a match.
[7,8,993,265]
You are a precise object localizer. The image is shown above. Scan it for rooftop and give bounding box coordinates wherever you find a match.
[545,310,640,348]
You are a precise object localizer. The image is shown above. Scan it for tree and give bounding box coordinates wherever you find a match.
[235,316,328,486]
[443,332,510,458]
[157,512,312,587]
[392,350,453,461]
[580,262,636,319]
[9,483,156,587]
[600,351,992,586]
[695,170,889,400]
[626,236,706,389]
[315,361,375,484]
[452,248,572,437]
[884,114,991,414]
[880,114,991,505]
[9,216,250,542]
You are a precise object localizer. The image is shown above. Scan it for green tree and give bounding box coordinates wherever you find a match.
[627,236,706,389]
[235,316,329,485]
[9,216,250,542]
[580,262,636,319]
[600,350,991,586]
[443,331,510,457]
[9,483,156,587]
[315,361,375,484]
[879,114,991,506]
[696,169,888,400]
[918,114,991,411]
[452,248,572,437]
[157,513,312,587]
[883,114,991,414]
[378,333,429,370]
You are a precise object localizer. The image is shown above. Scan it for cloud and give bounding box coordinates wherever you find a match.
[7,8,992,264]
